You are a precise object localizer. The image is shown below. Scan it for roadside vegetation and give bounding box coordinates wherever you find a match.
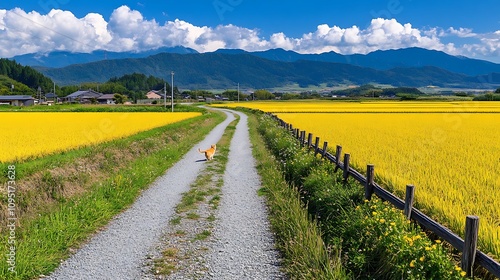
[247,110,348,279]
[0,106,224,279]
[247,110,469,279]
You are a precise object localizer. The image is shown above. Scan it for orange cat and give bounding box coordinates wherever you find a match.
[198,144,216,161]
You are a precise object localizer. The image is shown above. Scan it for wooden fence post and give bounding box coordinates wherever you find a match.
[300,131,305,146]
[321,141,328,159]
[365,164,374,199]
[343,153,350,182]
[334,145,342,172]
[462,215,479,277]
[289,124,293,131]
[404,185,415,219]
[314,137,320,156]
[307,133,313,149]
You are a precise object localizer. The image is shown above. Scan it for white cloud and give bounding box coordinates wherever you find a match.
[270,32,295,50]
[447,27,476,38]
[0,7,499,63]
[269,18,448,55]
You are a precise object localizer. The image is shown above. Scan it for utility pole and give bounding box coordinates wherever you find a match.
[237,83,240,102]
[164,82,167,109]
[171,71,174,112]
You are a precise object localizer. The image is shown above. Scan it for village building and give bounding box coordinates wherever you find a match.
[64,89,103,103]
[0,95,35,106]
[97,94,116,105]
[145,90,162,99]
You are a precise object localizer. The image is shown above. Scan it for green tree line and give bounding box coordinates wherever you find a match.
[59,73,179,102]
[0,59,54,95]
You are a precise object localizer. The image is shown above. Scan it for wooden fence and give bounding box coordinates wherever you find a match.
[268,113,500,278]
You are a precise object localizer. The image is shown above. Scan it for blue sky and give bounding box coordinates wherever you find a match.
[1,0,500,62]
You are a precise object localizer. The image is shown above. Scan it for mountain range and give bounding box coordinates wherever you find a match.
[11,46,198,68]
[8,47,500,90]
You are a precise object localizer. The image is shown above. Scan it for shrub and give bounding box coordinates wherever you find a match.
[257,113,468,279]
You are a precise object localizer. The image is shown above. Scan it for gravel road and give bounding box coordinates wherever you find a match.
[202,110,285,279]
[45,110,235,280]
[45,109,285,280]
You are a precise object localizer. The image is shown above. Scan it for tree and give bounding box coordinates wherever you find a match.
[113,93,128,104]
[0,58,54,93]
[282,93,300,100]
[254,89,275,100]
[495,88,500,94]
[222,90,238,100]
[454,92,468,97]
[99,82,128,95]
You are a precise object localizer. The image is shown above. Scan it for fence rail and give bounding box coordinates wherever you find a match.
[269,113,500,278]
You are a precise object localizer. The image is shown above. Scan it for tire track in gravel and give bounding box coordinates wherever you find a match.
[45,110,235,280]
[202,109,286,279]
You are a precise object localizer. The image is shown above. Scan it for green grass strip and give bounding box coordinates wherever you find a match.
[0,110,225,280]
[246,111,348,280]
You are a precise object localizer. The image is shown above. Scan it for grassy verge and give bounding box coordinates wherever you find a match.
[0,103,204,112]
[0,109,225,280]
[152,114,238,277]
[247,110,470,280]
[246,111,348,280]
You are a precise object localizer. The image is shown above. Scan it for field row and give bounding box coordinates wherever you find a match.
[0,112,201,163]
[216,101,500,260]
[219,100,500,113]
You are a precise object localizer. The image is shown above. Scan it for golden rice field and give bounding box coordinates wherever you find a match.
[0,112,201,163]
[218,100,500,113]
[217,101,500,259]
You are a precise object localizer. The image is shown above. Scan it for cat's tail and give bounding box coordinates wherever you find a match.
[198,148,206,153]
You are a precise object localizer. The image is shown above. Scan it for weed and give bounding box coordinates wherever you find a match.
[186,212,200,220]
[194,230,212,241]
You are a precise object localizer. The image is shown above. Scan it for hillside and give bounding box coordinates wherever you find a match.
[228,47,500,76]
[0,75,33,95]
[0,59,54,94]
[37,52,499,89]
[9,47,198,68]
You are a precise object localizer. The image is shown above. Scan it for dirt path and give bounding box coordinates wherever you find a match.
[202,109,285,279]
[46,109,285,280]
[45,111,236,280]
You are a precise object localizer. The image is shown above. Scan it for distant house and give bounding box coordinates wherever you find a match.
[43,93,58,105]
[157,93,171,100]
[0,95,35,106]
[146,91,162,99]
[97,94,116,105]
[64,89,103,103]
[45,93,58,101]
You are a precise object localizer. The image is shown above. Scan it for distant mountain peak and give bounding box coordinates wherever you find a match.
[9,46,198,68]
